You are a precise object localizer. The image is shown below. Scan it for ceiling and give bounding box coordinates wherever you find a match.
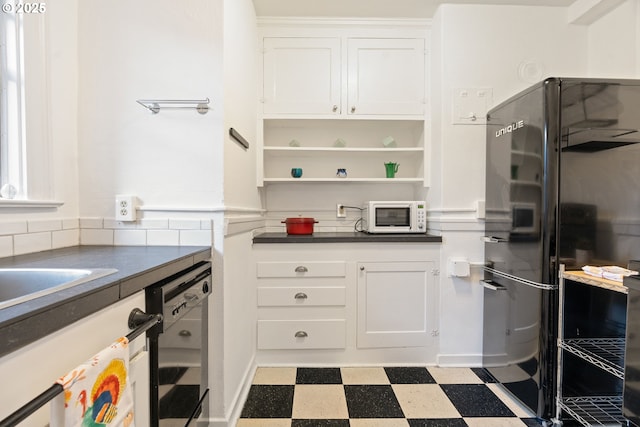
[252,0,577,19]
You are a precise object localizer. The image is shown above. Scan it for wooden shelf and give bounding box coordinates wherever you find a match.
[263,177,424,183]
[562,270,628,294]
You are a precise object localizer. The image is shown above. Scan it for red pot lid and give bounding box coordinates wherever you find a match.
[283,217,316,223]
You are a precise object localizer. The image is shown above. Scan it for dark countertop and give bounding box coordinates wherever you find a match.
[0,245,210,357]
[253,232,442,244]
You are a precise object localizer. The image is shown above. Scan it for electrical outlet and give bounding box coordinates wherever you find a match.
[115,195,136,222]
[336,204,346,218]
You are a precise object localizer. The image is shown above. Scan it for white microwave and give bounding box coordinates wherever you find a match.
[362,201,427,234]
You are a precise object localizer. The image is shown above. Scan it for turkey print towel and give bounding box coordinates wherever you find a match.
[52,337,135,427]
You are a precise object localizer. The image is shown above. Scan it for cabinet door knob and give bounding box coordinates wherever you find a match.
[360,266,365,271]
[350,106,356,113]
[295,266,308,273]
[294,292,308,300]
[294,331,308,338]
[178,330,192,337]
[332,105,338,112]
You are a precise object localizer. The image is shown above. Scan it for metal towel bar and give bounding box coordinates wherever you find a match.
[0,309,162,427]
[136,98,210,114]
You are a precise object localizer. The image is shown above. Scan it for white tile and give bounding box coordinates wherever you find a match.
[80,229,113,245]
[114,229,147,245]
[140,218,169,229]
[393,384,461,418]
[104,219,138,229]
[349,420,409,427]
[52,229,80,249]
[179,230,211,246]
[291,384,348,419]
[0,236,13,257]
[0,220,27,236]
[14,232,52,255]
[252,367,297,385]
[235,420,290,427]
[464,418,528,427]
[427,367,483,384]
[341,367,390,384]
[169,218,202,230]
[80,217,104,229]
[147,230,179,246]
[27,219,63,233]
[62,218,79,229]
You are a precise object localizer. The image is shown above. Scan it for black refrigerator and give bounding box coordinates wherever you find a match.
[482,77,640,422]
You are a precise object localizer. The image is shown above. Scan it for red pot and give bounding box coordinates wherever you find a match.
[281,217,318,235]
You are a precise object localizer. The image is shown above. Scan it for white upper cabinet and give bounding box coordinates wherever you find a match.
[263,37,341,115]
[261,36,426,118]
[347,38,425,116]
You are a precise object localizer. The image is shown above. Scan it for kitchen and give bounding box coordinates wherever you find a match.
[0,0,639,426]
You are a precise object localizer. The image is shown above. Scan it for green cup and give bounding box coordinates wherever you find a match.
[385,162,399,178]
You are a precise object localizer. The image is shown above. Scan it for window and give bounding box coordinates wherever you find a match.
[0,11,25,200]
[0,8,58,207]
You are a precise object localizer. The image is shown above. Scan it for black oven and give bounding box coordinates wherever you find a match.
[146,261,212,427]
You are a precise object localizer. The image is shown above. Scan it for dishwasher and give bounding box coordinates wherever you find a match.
[146,260,212,427]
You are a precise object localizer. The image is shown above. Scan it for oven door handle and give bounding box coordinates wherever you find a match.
[184,292,200,302]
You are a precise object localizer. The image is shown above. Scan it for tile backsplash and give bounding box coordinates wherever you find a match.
[0,217,213,258]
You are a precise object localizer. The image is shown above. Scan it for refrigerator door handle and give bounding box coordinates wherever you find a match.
[481,279,508,291]
[483,236,509,243]
[484,267,558,291]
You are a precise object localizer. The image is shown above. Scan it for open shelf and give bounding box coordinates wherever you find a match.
[558,396,625,427]
[559,338,625,379]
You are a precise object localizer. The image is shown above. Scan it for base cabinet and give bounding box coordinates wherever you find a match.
[253,243,440,364]
[357,261,434,348]
[0,292,148,426]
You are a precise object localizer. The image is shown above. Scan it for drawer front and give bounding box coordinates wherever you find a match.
[257,319,346,349]
[257,261,346,278]
[258,287,346,307]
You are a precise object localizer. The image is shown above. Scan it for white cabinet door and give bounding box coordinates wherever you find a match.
[357,261,434,348]
[263,37,341,115]
[347,38,425,116]
[129,336,150,426]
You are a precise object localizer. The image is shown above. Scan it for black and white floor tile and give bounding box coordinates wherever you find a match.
[237,367,543,427]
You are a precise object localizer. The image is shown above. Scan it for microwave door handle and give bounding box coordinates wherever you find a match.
[483,236,509,243]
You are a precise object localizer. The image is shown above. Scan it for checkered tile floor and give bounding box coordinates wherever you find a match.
[237,367,543,426]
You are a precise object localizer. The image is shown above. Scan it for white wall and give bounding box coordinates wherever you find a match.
[430,4,589,364]
[77,0,224,217]
[587,0,639,77]
[212,0,262,424]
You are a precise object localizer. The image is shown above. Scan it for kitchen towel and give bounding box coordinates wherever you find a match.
[51,337,135,427]
[582,265,639,282]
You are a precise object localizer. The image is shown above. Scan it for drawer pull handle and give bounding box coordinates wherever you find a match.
[351,106,356,113]
[179,330,192,337]
[295,266,308,273]
[294,292,308,300]
[332,105,338,112]
[295,331,308,338]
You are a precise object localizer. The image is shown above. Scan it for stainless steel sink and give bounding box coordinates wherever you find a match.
[0,268,118,310]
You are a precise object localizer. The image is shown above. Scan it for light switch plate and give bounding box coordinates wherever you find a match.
[452,87,493,125]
